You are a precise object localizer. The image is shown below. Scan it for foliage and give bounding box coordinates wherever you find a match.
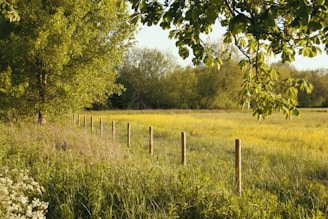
[292,70,328,108]
[127,0,328,118]
[0,167,48,218]
[0,0,134,122]
[194,60,243,109]
[159,67,199,109]
[111,47,180,109]
[0,0,20,22]
[110,48,327,111]
[273,63,328,108]
[111,48,243,110]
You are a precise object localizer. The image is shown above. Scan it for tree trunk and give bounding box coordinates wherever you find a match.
[37,65,47,125]
[38,111,46,125]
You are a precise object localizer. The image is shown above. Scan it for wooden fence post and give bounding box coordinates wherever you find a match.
[91,116,94,133]
[235,138,242,195]
[149,126,153,155]
[78,114,81,126]
[100,118,103,137]
[112,120,116,142]
[127,122,131,147]
[181,132,186,166]
[84,115,87,129]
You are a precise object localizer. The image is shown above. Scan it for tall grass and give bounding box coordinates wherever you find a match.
[0,110,327,218]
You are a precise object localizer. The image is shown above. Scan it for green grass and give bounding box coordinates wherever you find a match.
[0,109,327,218]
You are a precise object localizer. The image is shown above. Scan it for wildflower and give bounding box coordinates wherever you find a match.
[0,167,48,218]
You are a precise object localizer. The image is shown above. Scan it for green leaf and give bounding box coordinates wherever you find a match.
[298,48,303,55]
[237,38,247,48]
[257,51,265,63]
[238,60,250,72]
[285,86,298,97]
[203,55,212,67]
[160,21,170,29]
[178,46,190,59]
[309,21,322,31]
[223,32,233,44]
[229,14,248,35]
[247,39,258,54]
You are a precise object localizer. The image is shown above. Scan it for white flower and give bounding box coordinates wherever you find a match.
[0,166,48,219]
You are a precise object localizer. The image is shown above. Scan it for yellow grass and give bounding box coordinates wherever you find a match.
[85,109,328,159]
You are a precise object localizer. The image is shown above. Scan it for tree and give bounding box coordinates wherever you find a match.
[160,67,199,109]
[0,0,134,123]
[111,47,179,109]
[127,0,328,118]
[0,0,20,22]
[195,60,243,109]
[297,71,328,107]
[271,64,328,108]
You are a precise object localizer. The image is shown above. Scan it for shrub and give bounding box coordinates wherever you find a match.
[0,167,48,219]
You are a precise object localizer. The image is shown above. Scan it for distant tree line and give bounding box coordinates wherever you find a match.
[104,48,328,110]
[272,63,328,108]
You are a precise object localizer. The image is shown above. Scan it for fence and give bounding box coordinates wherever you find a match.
[72,114,242,195]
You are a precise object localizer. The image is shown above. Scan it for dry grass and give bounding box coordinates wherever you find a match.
[3,122,125,165]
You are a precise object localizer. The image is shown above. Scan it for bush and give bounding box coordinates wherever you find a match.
[0,167,48,218]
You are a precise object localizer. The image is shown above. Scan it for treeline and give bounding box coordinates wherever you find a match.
[103,48,328,110]
[272,63,328,108]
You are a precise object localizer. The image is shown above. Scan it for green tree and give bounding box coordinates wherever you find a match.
[290,70,328,108]
[111,48,179,109]
[192,40,243,109]
[127,0,327,118]
[298,72,328,107]
[272,64,328,108]
[160,67,199,109]
[195,60,243,109]
[0,0,20,22]
[0,0,134,123]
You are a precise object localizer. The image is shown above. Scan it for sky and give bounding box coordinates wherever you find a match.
[135,24,328,71]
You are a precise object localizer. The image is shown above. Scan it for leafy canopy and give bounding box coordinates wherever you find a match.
[113,47,180,109]
[0,0,134,121]
[127,0,328,118]
[0,0,20,22]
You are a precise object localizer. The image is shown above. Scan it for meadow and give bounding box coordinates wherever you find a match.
[0,109,327,218]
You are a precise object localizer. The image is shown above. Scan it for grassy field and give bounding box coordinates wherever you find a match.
[1,109,327,218]
[89,109,328,158]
